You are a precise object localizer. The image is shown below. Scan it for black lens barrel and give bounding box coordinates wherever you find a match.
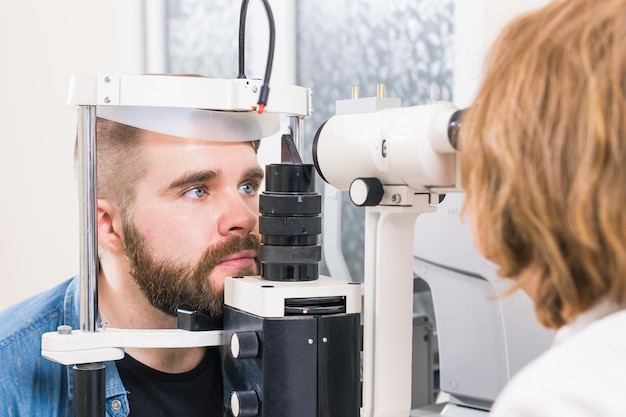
[260,164,321,282]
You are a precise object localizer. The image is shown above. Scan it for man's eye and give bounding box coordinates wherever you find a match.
[239,183,256,196]
[184,187,207,199]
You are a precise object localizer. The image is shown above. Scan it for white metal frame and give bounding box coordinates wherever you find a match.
[42,73,312,366]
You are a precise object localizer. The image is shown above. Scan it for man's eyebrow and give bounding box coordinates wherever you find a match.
[242,167,265,184]
[161,170,222,195]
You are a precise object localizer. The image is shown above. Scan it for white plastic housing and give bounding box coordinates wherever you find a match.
[412,193,554,412]
[315,102,458,191]
[68,73,312,142]
[68,73,312,115]
[224,275,361,318]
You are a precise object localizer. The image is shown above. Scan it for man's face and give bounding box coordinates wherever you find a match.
[121,132,263,318]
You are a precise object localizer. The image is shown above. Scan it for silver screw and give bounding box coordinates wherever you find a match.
[308,338,314,345]
[104,76,111,83]
[323,337,328,343]
[104,96,111,104]
[392,194,401,204]
[252,86,258,93]
[381,140,387,158]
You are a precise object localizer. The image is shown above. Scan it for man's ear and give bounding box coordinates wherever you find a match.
[98,198,125,254]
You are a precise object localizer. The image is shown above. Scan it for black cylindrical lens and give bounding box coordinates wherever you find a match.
[260,163,321,282]
[448,109,465,150]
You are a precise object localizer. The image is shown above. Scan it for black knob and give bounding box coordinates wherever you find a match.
[349,177,384,206]
[230,390,259,417]
[230,332,259,359]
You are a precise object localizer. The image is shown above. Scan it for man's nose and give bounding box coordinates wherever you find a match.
[218,191,259,236]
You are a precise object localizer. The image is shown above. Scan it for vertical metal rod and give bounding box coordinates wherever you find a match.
[78,105,99,332]
[288,115,305,159]
[376,83,385,98]
[351,85,360,99]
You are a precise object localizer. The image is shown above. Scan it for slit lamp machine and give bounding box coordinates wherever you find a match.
[39,2,552,416]
[39,71,552,417]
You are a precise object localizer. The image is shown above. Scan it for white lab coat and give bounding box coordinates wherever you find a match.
[490,300,626,417]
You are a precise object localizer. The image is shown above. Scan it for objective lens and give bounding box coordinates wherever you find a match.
[259,164,321,281]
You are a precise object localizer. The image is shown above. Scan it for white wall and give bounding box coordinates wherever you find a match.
[0,0,145,309]
[484,0,550,46]
[453,0,550,107]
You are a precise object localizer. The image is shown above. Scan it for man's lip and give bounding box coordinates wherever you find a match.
[219,250,258,263]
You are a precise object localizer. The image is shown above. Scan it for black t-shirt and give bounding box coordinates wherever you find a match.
[116,348,223,416]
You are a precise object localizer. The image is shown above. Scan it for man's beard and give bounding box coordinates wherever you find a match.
[122,219,260,318]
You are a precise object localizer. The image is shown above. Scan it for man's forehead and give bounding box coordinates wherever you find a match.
[137,135,261,176]
[137,131,259,160]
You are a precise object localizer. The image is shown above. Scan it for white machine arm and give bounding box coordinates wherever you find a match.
[68,73,312,116]
[313,93,462,417]
[42,328,223,366]
[362,192,438,417]
[66,74,312,144]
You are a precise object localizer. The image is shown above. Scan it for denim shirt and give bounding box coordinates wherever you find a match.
[0,277,129,417]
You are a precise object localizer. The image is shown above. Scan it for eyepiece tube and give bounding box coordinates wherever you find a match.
[312,102,458,192]
[447,109,465,151]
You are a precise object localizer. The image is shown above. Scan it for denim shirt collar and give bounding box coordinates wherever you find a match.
[63,277,129,416]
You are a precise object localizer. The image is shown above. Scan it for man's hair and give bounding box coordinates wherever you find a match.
[460,0,626,328]
[74,118,261,216]
[73,118,146,216]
